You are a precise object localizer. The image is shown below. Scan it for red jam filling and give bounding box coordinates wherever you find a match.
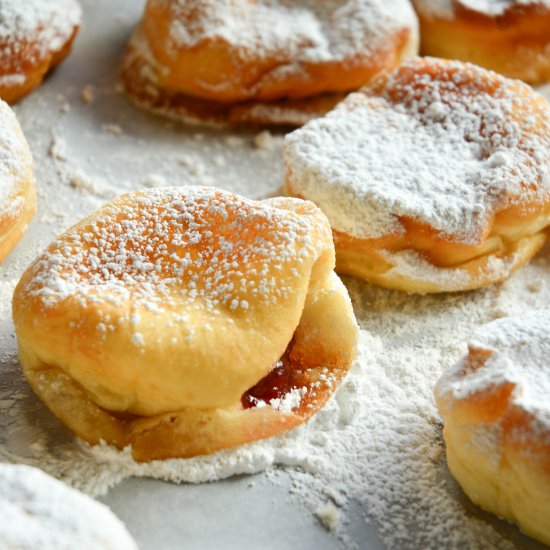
[241,355,294,409]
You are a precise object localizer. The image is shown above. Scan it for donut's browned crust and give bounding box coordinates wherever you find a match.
[413,0,550,84]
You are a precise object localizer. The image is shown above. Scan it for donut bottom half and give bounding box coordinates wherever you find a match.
[17,273,358,461]
[334,229,548,294]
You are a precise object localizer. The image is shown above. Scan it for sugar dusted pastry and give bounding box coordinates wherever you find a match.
[0,463,137,549]
[0,99,35,262]
[13,187,358,461]
[412,0,550,84]
[122,0,419,127]
[435,311,550,546]
[284,57,550,293]
[0,0,81,103]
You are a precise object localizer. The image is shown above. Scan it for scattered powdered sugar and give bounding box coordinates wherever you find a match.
[3,250,550,549]
[253,130,280,151]
[284,58,550,244]
[165,0,418,68]
[0,463,137,549]
[413,0,550,19]
[68,171,118,199]
[437,310,550,429]
[81,84,95,104]
[315,501,341,531]
[267,386,308,414]
[0,0,81,83]
[48,136,67,161]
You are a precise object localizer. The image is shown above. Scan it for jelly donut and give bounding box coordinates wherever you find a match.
[0,463,137,549]
[435,311,550,546]
[0,100,35,262]
[412,0,550,84]
[284,57,550,293]
[0,0,82,104]
[122,0,418,127]
[13,187,359,461]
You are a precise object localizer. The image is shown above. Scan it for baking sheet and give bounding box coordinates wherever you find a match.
[1,1,549,549]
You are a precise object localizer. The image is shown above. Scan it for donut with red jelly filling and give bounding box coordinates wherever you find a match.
[13,186,358,460]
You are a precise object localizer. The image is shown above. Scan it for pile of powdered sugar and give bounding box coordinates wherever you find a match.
[285,58,550,244]
[0,0,82,85]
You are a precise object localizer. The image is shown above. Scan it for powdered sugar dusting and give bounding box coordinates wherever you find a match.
[165,0,417,67]
[437,310,550,429]
[18,187,327,316]
[0,100,33,218]
[0,0,81,84]
[0,463,137,549]
[285,58,550,244]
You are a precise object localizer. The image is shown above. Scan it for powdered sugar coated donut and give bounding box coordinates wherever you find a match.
[284,57,550,292]
[435,310,550,545]
[413,0,550,84]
